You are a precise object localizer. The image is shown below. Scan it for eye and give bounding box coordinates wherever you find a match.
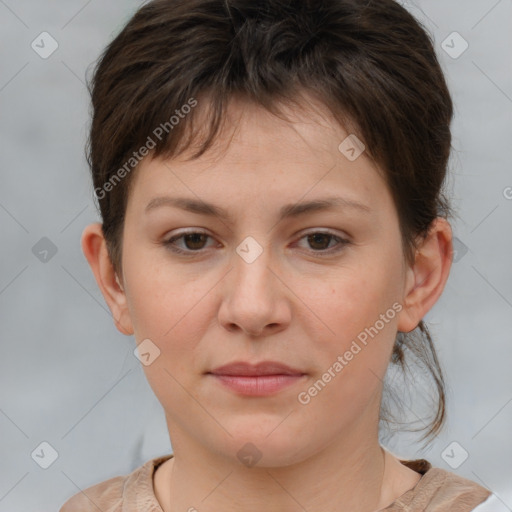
[163,230,215,254]
[294,230,350,255]
[163,229,350,256]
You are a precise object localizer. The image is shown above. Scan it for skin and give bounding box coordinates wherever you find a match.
[82,94,453,512]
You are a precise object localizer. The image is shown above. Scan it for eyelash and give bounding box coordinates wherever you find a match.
[162,230,351,257]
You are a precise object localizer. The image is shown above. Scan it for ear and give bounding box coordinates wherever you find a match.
[81,222,134,336]
[397,218,453,333]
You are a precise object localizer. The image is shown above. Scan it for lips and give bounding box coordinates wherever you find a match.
[208,361,305,377]
[207,361,307,396]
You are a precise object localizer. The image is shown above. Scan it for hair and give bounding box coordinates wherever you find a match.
[86,0,454,447]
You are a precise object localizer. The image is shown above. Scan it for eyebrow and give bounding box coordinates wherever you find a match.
[144,195,372,222]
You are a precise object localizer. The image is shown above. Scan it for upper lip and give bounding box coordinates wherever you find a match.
[208,361,305,376]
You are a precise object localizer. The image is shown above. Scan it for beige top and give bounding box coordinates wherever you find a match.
[59,455,491,511]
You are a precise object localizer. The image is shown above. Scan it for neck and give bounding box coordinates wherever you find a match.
[155,422,406,512]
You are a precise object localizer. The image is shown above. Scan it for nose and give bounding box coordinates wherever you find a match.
[217,244,291,337]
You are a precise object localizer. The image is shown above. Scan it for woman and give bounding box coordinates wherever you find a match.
[61,0,501,509]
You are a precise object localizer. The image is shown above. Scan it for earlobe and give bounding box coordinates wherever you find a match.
[396,218,453,333]
[81,222,134,336]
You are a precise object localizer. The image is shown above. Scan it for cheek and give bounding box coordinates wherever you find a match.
[302,263,400,346]
[299,255,402,396]
[125,258,225,377]
[294,284,398,437]
[124,246,214,341]
[126,268,215,413]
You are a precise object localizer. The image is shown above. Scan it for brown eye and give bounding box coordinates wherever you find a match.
[296,231,350,256]
[306,233,335,251]
[164,231,214,254]
[181,233,209,250]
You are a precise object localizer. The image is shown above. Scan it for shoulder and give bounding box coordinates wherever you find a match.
[420,467,491,509]
[59,455,173,512]
[390,459,492,511]
[59,473,125,512]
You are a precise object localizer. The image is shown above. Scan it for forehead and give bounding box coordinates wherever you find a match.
[126,95,393,220]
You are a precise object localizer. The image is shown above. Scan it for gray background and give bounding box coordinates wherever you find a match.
[0,1,511,510]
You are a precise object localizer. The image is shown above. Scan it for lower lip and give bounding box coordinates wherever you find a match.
[209,374,305,396]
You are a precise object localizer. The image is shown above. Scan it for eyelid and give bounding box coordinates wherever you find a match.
[299,227,350,239]
[164,228,215,250]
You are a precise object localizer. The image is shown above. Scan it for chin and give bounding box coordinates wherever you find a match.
[215,420,314,468]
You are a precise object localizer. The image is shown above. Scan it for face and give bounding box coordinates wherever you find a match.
[112,96,415,466]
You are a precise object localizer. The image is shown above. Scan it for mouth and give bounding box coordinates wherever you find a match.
[206,361,307,396]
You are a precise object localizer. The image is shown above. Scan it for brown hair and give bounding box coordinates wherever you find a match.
[86,0,454,446]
